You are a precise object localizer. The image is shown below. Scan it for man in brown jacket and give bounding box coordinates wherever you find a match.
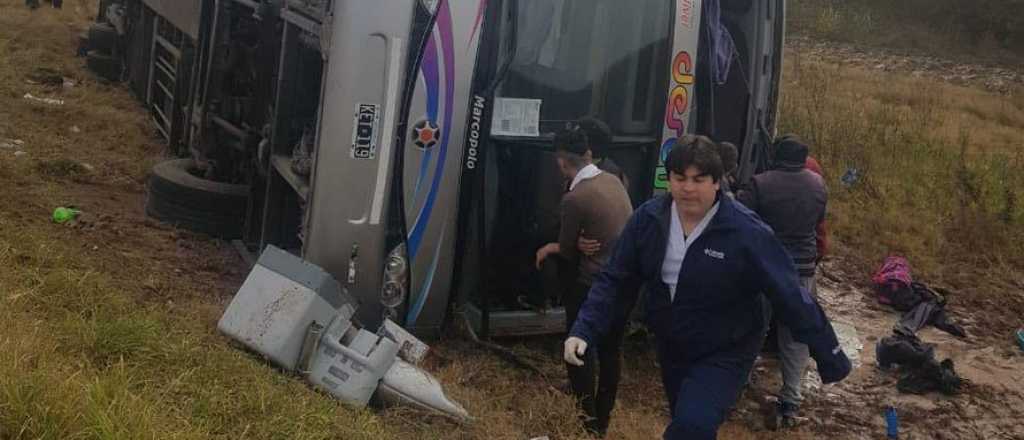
[536,124,633,437]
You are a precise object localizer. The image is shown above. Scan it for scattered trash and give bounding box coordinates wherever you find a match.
[13,151,27,157]
[874,256,966,336]
[25,67,65,87]
[52,207,81,224]
[529,437,551,440]
[35,158,92,179]
[0,139,24,149]
[877,332,964,395]
[841,167,860,188]
[885,405,899,439]
[1015,328,1024,352]
[873,256,913,309]
[899,358,963,395]
[896,289,966,338]
[63,78,76,89]
[70,125,81,133]
[871,256,966,396]
[218,245,470,420]
[23,93,65,106]
[877,332,934,370]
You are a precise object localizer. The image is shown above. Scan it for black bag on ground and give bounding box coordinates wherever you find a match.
[897,358,963,395]
[877,332,935,369]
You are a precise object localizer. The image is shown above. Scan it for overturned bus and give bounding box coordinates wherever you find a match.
[92,0,785,338]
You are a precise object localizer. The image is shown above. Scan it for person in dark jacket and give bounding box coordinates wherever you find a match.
[736,134,828,428]
[536,124,634,437]
[564,135,850,440]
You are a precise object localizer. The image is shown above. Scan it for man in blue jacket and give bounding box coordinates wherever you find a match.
[564,135,851,439]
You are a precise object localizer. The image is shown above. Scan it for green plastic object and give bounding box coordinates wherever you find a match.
[1016,328,1024,352]
[52,207,80,224]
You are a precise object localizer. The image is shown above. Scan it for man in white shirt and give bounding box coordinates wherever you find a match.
[536,124,633,437]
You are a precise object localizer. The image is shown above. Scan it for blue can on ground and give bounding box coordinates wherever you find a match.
[885,406,899,439]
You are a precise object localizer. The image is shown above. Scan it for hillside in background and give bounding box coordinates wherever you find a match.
[788,0,1024,64]
[782,0,1024,295]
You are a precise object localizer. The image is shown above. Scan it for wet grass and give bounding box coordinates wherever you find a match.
[35,157,93,181]
[1,1,1020,440]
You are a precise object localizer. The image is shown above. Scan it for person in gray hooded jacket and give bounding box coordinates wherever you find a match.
[736,134,828,428]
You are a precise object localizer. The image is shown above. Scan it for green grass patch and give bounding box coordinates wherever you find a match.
[780,56,1024,283]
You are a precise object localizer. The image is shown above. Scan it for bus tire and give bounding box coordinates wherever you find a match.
[145,159,250,239]
[87,22,118,54]
[86,50,122,82]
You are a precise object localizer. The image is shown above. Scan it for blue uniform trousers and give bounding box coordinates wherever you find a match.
[660,333,761,439]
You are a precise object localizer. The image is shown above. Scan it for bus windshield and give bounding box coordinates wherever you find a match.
[496,0,673,137]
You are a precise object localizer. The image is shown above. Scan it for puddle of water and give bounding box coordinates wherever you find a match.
[805,321,864,394]
[834,321,864,368]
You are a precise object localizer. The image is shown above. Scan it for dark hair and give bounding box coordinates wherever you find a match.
[576,116,612,153]
[665,135,734,182]
[773,134,809,166]
[553,122,590,167]
[718,141,738,176]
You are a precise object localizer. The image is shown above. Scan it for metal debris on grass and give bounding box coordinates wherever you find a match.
[0,139,25,149]
[23,93,65,106]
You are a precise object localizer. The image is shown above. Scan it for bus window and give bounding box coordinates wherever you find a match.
[496,0,672,137]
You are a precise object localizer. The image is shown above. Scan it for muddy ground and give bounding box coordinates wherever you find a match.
[731,262,1024,439]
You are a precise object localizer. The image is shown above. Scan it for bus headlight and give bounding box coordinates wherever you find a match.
[381,244,408,315]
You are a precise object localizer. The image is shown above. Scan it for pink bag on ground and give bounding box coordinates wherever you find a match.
[872,256,914,309]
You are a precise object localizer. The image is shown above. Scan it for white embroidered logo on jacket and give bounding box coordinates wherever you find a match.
[704,248,725,260]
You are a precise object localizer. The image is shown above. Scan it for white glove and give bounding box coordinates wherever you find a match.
[563,336,588,366]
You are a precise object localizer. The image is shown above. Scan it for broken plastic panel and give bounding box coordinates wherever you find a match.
[218,245,470,420]
[377,358,470,420]
[381,318,430,365]
[217,245,351,371]
[307,305,400,406]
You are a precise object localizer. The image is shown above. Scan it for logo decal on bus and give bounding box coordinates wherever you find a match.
[657,50,696,189]
[413,119,441,150]
[465,95,486,170]
[351,103,380,160]
[679,0,695,28]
